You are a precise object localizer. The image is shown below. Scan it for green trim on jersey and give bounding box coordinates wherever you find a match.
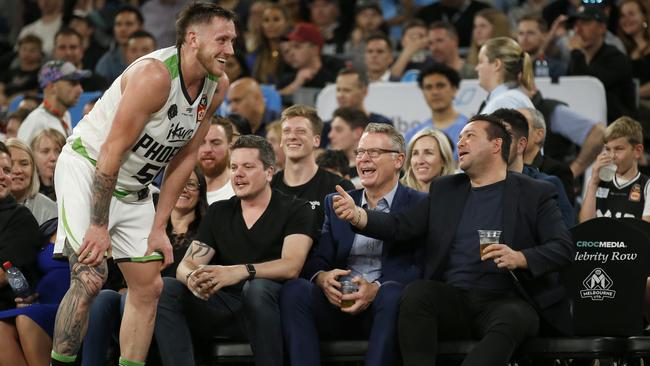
[51,351,77,363]
[71,138,134,198]
[163,54,180,80]
[207,73,219,82]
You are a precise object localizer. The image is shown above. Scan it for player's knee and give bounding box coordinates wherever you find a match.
[130,275,164,302]
[70,262,108,300]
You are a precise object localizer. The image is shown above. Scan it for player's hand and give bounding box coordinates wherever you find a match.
[315,269,350,307]
[333,185,359,224]
[15,293,39,308]
[340,276,379,315]
[481,244,528,270]
[79,224,111,266]
[193,265,248,296]
[146,228,173,270]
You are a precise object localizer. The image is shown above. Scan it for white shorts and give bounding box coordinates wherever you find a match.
[54,147,162,262]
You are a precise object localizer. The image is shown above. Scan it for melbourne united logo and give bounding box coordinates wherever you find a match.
[167,104,178,120]
[580,268,616,301]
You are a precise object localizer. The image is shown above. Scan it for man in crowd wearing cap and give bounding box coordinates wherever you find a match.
[278,22,344,96]
[567,5,637,123]
[17,60,88,144]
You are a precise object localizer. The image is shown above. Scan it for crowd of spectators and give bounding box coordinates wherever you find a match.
[0,0,648,365]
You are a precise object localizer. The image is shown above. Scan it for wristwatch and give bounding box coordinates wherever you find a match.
[245,264,256,280]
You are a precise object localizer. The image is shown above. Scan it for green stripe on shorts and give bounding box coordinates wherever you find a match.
[61,199,80,247]
[115,254,164,263]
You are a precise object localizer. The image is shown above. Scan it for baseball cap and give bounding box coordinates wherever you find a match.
[355,0,382,14]
[570,5,608,23]
[38,60,91,88]
[286,23,324,49]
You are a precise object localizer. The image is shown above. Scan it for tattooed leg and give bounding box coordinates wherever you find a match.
[52,240,108,357]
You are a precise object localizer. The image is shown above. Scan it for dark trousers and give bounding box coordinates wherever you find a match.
[280,277,403,366]
[398,280,539,366]
[155,277,283,366]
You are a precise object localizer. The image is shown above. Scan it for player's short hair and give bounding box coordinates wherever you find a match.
[176,2,236,48]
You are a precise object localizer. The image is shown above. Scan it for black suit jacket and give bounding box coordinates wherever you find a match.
[360,172,575,335]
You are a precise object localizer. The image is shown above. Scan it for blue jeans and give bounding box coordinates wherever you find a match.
[81,289,126,366]
[155,277,284,366]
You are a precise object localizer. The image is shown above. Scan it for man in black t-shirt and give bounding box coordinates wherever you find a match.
[271,105,354,232]
[155,135,315,366]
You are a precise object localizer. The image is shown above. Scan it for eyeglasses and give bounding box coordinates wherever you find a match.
[183,180,200,192]
[354,148,400,159]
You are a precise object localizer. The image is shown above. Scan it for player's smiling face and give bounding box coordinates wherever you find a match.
[195,17,236,77]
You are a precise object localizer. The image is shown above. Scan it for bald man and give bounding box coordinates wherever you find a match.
[227,77,280,136]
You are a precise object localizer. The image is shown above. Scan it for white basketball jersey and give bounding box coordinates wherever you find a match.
[70,46,218,195]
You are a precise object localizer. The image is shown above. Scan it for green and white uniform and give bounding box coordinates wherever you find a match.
[55,46,218,261]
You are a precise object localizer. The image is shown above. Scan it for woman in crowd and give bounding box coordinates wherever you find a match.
[0,219,68,366]
[244,0,271,53]
[30,129,65,202]
[476,37,535,114]
[466,9,512,67]
[81,168,208,365]
[618,0,650,134]
[250,3,292,84]
[5,138,56,225]
[402,129,456,193]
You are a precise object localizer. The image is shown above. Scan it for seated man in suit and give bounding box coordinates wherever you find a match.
[333,114,574,366]
[281,123,426,366]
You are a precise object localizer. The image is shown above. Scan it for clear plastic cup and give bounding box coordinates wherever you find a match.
[478,230,502,257]
[340,281,358,308]
[598,163,617,182]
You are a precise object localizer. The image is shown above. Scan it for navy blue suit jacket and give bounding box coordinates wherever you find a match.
[303,183,426,285]
[361,172,575,335]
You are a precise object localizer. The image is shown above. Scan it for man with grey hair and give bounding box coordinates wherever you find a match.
[281,122,426,366]
[520,107,577,205]
[155,135,316,365]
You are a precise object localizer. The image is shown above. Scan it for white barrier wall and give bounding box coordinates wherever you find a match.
[315,76,607,133]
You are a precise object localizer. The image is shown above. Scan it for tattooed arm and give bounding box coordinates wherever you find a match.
[78,60,171,266]
[177,240,216,285]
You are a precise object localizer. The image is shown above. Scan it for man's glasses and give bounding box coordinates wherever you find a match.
[354,148,400,159]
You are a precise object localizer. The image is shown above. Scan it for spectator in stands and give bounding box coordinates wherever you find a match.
[416,0,491,48]
[428,21,477,79]
[329,107,369,182]
[580,116,650,222]
[244,0,271,53]
[278,22,342,96]
[198,117,235,205]
[31,128,65,202]
[0,141,40,312]
[405,64,468,158]
[568,5,637,123]
[310,0,349,56]
[83,168,208,365]
[17,60,88,143]
[281,123,426,366]
[334,114,574,365]
[228,113,253,141]
[5,138,56,225]
[228,77,280,137]
[17,0,63,56]
[68,15,106,71]
[466,9,512,67]
[492,108,575,228]
[0,219,67,366]
[282,0,307,23]
[53,27,108,92]
[519,107,577,205]
[225,52,251,82]
[95,5,143,82]
[344,0,386,71]
[336,68,392,125]
[618,0,650,140]
[124,30,157,65]
[508,0,550,28]
[4,109,30,140]
[476,37,535,114]
[516,14,567,78]
[402,128,456,193]
[142,0,188,48]
[0,35,43,107]
[316,149,350,179]
[272,105,354,232]
[155,135,315,366]
[525,78,605,178]
[364,32,397,83]
[16,95,41,113]
[391,19,434,79]
[265,120,285,171]
[251,3,292,84]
